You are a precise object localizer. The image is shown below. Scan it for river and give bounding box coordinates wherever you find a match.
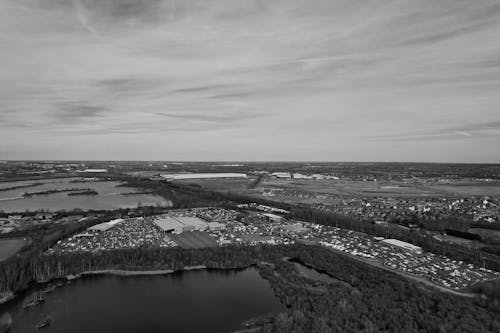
[0,268,284,333]
[0,178,171,212]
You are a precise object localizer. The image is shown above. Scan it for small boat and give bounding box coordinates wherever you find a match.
[23,293,44,309]
[35,293,45,303]
[41,285,56,293]
[36,317,51,330]
[23,299,37,309]
[56,281,64,287]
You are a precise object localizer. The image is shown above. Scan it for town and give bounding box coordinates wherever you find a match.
[48,206,500,291]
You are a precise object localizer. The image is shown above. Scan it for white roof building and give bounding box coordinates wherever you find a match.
[207,222,226,231]
[154,217,185,233]
[261,213,284,222]
[271,172,291,178]
[153,216,209,233]
[87,218,124,232]
[381,239,422,252]
[160,173,247,180]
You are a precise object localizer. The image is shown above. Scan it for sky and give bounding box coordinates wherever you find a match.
[1,0,500,162]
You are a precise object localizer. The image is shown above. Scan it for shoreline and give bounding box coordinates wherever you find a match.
[74,265,208,278]
[0,264,251,305]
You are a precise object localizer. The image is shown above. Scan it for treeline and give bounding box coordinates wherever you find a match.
[1,243,499,332]
[0,183,44,192]
[120,178,292,211]
[22,188,95,197]
[0,245,277,295]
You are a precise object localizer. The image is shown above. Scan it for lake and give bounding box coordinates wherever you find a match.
[0,268,284,333]
[0,178,171,212]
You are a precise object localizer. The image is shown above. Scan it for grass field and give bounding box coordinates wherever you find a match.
[167,231,218,249]
[0,237,30,261]
[179,178,254,192]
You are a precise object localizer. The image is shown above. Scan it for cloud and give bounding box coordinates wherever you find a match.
[1,0,500,161]
[51,101,106,123]
[153,111,265,123]
[371,121,500,141]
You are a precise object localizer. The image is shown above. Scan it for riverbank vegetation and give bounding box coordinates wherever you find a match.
[0,183,44,192]
[0,244,499,332]
[22,188,96,198]
[66,189,98,196]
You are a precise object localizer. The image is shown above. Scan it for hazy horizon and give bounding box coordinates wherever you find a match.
[2,159,500,165]
[1,1,500,162]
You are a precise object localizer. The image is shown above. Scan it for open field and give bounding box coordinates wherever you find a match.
[167,231,218,249]
[0,238,30,261]
[188,177,500,203]
[426,183,500,196]
[178,178,255,192]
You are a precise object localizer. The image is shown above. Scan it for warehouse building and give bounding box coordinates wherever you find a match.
[87,218,124,232]
[261,213,284,222]
[160,173,247,180]
[81,169,108,173]
[381,239,422,253]
[154,217,185,233]
[176,216,208,231]
[153,216,210,233]
[207,222,225,231]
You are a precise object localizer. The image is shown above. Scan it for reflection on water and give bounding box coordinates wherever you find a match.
[0,178,171,212]
[0,268,284,333]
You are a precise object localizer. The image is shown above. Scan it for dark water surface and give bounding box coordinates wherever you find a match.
[0,268,284,333]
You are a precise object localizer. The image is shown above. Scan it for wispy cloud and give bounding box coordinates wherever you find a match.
[51,101,106,124]
[1,0,500,161]
[371,121,500,141]
[153,111,265,123]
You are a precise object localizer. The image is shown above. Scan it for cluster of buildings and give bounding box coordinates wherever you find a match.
[48,208,238,253]
[315,196,499,225]
[47,206,500,291]
[48,217,177,253]
[267,172,339,180]
[236,203,289,215]
[160,173,247,181]
[299,224,500,290]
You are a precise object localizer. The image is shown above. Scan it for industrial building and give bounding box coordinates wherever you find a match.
[81,169,108,173]
[381,239,422,252]
[261,213,284,222]
[282,224,309,234]
[207,222,226,231]
[153,216,211,233]
[87,219,124,232]
[271,172,291,178]
[160,173,247,181]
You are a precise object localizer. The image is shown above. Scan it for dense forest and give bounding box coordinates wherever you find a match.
[256,245,500,333]
[1,244,499,332]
